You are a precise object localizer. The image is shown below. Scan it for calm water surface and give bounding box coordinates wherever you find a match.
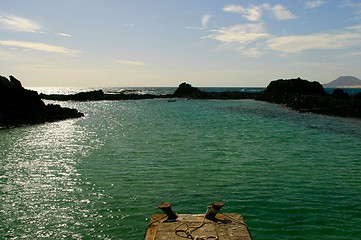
[1,99,361,239]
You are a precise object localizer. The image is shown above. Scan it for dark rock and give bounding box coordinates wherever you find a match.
[173,82,205,98]
[257,78,325,105]
[332,88,350,100]
[0,75,84,128]
[41,90,105,101]
[353,92,361,100]
[260,78,326,101]
[257,78,361,118]
[9,75,23,88]
[41,90,174,101]
[38,77,361,119]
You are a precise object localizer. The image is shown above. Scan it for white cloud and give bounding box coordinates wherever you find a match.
[204,23,270,57]
[305,0,325,8]
[223,5,262,22]
[201,14,212,28]
[265,4,297,20]
[186,14,212,30]
[0,40,79,56]
[0,14,41,32]
[115,60,147,66]
[239,47,264,57]
[55,32,71,37]
[205,23,269,44]
[267,32,361,54]
[223,5,244,14]
[223,3,296,21]
[346,24,361,32]
[205,15,361,57]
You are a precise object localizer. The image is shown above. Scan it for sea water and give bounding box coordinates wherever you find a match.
[1,89,361,239]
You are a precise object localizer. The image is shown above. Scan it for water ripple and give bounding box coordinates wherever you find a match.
[1,100,361,239]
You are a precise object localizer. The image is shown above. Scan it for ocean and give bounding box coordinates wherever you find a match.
[1,87,361,239]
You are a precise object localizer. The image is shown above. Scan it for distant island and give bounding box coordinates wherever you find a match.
[323,76,361,88]
[0,75,84,128]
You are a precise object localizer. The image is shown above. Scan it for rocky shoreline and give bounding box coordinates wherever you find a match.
[2,75,361,129]
[40,82,259,101]
[41,79,361,118]
[0,75,84,128]
[40,89,174,101]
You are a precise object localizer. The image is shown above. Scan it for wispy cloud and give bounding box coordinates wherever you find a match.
[223,3,296,22]
[205,16,361,57]
[55,32,71,37]
[115,60,147,66]
[342,0,361,8]
[0,14,41,32]
[342,0,361,15]
[267,32,361,54]
[204,23,270,57]
[223,5,262,21]
[305,0,325,9]
[0,40,79,56]
[201,14,212,28]
[346,24,361,32]
[186,14,212,30]
[262,4,297,20]
[205,23,269,44]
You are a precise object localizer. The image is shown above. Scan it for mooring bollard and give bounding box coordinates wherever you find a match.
[205,201,224,220]
[158,202,178,220]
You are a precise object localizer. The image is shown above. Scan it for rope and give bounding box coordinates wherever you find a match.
[175,222,219,239]
[174,209,219,240]
[219,212,254,240]
[145,210,253,240]
[143,214,168,239]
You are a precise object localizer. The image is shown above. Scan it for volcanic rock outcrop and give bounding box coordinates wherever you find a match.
[258,78,361,118]
[0,75,84,128]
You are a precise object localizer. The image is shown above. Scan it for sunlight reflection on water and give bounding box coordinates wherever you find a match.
[0,120,99,238]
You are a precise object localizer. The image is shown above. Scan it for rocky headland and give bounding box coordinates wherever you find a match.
[0,75,84,128]
[257,78,361,118]
[163,80,361,118]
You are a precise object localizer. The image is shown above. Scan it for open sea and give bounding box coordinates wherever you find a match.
[1,87,361,239]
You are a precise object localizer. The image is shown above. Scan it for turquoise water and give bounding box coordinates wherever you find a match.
[1,98,361,239]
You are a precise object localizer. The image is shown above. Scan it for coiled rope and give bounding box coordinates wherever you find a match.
[174,210,254,240]
[174,208,219,239]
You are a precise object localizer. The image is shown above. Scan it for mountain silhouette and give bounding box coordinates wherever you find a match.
[324,76,361,88]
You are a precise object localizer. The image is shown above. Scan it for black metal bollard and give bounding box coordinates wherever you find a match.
[158,202,178,220]
[205,202,224,220]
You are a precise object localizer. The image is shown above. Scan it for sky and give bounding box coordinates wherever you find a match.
[1,0,361,87]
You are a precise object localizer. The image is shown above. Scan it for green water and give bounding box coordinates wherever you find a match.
[1,99,361,239]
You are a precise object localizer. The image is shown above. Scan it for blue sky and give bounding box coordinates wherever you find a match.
[1,0,361,87]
